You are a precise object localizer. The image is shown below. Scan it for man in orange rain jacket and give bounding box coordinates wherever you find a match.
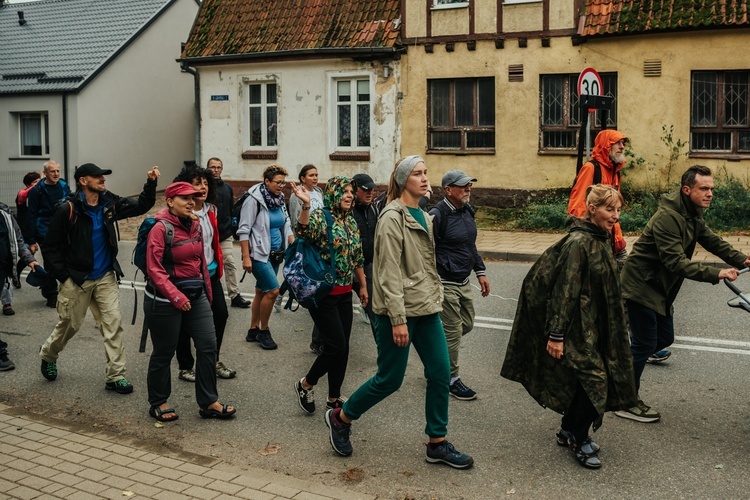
[568,129,628,257]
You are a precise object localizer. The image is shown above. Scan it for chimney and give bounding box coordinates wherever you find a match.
[18,11,27,26]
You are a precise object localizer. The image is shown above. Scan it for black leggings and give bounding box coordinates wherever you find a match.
[305,292,353,399]
[561,383,599,445]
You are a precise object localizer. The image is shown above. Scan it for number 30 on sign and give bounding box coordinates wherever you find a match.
[577,67,604,97]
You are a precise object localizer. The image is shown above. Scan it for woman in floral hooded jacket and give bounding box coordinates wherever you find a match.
[289,176,367,414]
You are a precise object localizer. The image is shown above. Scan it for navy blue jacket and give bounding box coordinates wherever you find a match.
[429,199,486,285]
[26,179,71,244]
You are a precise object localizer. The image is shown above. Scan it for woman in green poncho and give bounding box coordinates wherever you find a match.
[501,184,636,469]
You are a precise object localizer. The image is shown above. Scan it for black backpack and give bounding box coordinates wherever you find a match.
[231,191,262,240]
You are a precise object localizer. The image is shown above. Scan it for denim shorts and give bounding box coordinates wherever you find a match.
[251,258,281,293]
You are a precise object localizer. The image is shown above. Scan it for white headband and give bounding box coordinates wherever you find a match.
[394,155,424,188]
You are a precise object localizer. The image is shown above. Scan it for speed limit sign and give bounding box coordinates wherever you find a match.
[577,67,604,96]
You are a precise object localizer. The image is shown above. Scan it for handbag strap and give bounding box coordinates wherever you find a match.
[323,209,336,278]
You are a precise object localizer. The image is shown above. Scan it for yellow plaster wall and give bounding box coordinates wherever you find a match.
[475,0,498,34]
[549,0,576,30]
[399,30,750,190]
[405,0,427,39]
[502,2,543,33]
[431,5,471,37]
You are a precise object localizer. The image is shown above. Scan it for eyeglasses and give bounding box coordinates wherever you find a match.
[269,180,286,187]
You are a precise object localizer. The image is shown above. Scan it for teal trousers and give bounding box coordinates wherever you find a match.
[342,313,450,438]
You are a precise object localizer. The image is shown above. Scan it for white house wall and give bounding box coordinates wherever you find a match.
[74,0,198,196]
[198,58,400,186]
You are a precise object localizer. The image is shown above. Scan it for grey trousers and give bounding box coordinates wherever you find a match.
[145,293,218,409]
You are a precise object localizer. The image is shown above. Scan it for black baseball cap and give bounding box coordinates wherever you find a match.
[74,163,112,181]
[352,173,376,191]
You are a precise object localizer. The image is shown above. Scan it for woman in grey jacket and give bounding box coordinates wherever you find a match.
[323,156,474,469]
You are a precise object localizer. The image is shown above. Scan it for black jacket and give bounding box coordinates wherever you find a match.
[352,200,379,266]
[215,179,234,241]
[44,179,157,286]
[429,199,486,284]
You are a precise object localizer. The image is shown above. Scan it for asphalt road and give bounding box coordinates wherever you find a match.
[2,242,750,499]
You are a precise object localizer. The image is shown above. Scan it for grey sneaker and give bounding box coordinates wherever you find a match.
[215,362,236,379]
[647,349,672,364]
[274,294,283,312]
[449,378,477,401]
[324,408,352,456]
[295,379,315,414]
[326,396,348,410]
[178,369,196,382]
[614,400,661,423]
[0,356,15,371]
[425,441,474,469]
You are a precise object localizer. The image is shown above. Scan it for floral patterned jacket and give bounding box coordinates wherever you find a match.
[296,176,363,286]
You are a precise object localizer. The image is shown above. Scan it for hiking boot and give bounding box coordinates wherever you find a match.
[614,399,661,423]
[257,329,278,350]
[178,369,196,382]
[105,378,134,394]
[295,378,315,414]
[230,295,251,308]
[449,378,477,401]
[309,342,324,356]
[41,359,57,381]
[556,429,599,454]
[326,396,348,410]
[425,441,474,469]
[2,304,15,316]
[0,355,15,371]
[324,408,352,456]
[246,327,259,342]
[216,361,236,379]
[647,349,672,364]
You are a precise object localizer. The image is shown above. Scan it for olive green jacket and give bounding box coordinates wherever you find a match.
[621,190,748,316]
[501,218,637,416]
[372,199,443,325]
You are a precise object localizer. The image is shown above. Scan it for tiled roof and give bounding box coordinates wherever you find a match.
[181,0,401,60]
[581,0,749,37]
[0,0,176,94]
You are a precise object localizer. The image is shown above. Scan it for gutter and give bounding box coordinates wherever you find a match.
[180,61,200,164]
[62,94,69,181]
[178,46,399,66]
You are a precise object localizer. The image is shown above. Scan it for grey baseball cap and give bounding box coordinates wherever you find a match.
[441,169,477,187]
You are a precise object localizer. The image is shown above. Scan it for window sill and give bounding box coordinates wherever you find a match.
[426,149,495,155]
[537,150,579,156]
[329,151,371,161]
[241,150,278,160]
[8,156,50,160]
[688,152,750,161]
[431,2,469,11]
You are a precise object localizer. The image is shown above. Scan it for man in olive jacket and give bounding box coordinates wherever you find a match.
[615,165,749,423]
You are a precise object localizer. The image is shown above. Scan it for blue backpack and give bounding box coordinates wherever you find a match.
[282,209,336,309]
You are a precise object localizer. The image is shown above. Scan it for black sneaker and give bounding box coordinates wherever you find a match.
[105,378,134,394]
[257,329,278,350]
[231,295,251,308]
[246,327,259,342]
[0,356,15,371]
[41,359,57,381]
[449,378,477,401]
[45,296,57,308]
[324,408,352,456]
[425,441,474,469]
[295,379,315,414]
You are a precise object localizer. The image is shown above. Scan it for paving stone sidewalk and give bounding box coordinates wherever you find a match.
[0,404,374,500]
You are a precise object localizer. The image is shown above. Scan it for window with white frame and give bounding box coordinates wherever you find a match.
[334,78,371,149]
[247,82,277,148]
[427,77,495,152]
[18,112,49,156]
[691,70,750,154]
[434,0,469,7]
[539,73,618,151]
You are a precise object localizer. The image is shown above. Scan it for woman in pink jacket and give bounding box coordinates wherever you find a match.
[144,181,236,422]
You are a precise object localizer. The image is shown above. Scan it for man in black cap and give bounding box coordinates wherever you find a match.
[40,163,160,394]
[430,169,490,401]
[350,173,379,330]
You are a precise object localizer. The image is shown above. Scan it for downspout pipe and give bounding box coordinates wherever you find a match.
[62,94,69,181]
[180,61,200,165]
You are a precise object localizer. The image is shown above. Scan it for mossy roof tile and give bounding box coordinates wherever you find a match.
[581,0,749,37]
[182,0,401,59]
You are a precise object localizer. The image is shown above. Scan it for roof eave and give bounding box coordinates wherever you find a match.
[178,46,401,66]
[580,22,750,39]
